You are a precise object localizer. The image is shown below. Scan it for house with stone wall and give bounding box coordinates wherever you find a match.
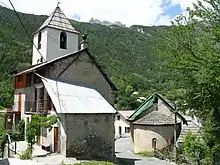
[128,93,187,153]
[6,5,117,161]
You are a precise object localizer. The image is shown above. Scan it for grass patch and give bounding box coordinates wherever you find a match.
[137,151,154,157]
[74,161,116,165]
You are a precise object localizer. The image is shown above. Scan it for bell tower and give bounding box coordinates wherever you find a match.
[32,4,80,65]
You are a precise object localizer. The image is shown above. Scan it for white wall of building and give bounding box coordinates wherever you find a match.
[32,27,79,65]
[133,125,171,153]
[32,29,48,65]
[114,113,131,138]
[47,28,79,61]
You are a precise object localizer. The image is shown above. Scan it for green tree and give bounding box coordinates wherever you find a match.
[25,114,57,156]
[155,0,220,162]
[0,5,174,110]
[11,119,25,141]
[182,131,211,164]
[0,131,7,158]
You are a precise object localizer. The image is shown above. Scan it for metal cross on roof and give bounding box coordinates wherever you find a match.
[57,0,60,6]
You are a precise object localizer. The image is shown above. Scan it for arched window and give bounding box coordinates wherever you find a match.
[38,32,42,49]
[152,138,157,149]
[60,31,67,49]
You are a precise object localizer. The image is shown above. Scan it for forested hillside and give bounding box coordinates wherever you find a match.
[0,5,174,109]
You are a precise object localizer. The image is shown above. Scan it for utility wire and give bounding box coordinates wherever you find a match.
[8,0,46,62]
[0,0,9,8]
[3,0,69,114]
[5,0,82,80]
[2,0,61,54]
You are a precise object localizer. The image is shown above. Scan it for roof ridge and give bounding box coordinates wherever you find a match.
[47,6,58,26]
[128,93,156,121]
[128,92,187,124]
[34,6,79,34]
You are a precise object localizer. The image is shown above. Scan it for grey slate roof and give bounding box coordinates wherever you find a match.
[118,110,135,119]
[178,116,201,143]
[36,6,79,34]
[128,93,187,124]
[133,110,181,125]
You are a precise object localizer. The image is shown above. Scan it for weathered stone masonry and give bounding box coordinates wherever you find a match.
[59,113,115,160]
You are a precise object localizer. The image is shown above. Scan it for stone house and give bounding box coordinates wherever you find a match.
[128,93,187,153]
[177,114,201,143]
[114,110,134,138]
[7,5,117,161]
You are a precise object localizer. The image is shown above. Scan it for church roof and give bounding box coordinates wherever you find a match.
[35,6,79,34]
[11,48,117,91]
[128,93,187,124]
[133,111,177,125]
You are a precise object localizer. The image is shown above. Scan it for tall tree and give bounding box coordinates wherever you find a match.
[156,0,220,163]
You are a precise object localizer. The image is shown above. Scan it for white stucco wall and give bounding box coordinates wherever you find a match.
[32,29,48,65]
[32,27,79,65]
[114,114,130,138]
[47,28,79,61]
[133,124,174,153]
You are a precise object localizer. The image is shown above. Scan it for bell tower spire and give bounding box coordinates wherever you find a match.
[31,5,80,65]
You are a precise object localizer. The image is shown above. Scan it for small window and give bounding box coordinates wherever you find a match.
[117,115,120,120]
[42,127,47,137]
[17,75,23,82]
[38,32,42,49]
[125,127,130,133]
[26,117,30,124]
[60,31,67,49]
[152,138,157,149]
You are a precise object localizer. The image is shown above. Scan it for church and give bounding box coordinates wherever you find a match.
[6,4,116,161]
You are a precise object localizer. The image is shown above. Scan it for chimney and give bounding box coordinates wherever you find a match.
[80,34,88,50]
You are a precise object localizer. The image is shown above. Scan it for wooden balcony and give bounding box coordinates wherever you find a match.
[25,99,51,115]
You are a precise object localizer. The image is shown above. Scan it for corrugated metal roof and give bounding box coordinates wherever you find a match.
[36,6,79,34]
[42,77,116,114]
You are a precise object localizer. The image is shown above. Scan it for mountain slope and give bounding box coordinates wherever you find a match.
[0,5,173,109]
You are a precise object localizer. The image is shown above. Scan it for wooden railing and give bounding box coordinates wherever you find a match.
[25,99,48,115]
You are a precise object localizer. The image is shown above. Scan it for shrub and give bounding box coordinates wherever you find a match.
[20,145,31,160]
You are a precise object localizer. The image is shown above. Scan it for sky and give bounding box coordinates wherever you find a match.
[1,0,199,26]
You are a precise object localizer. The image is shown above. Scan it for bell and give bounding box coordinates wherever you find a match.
[7,116,12,123]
